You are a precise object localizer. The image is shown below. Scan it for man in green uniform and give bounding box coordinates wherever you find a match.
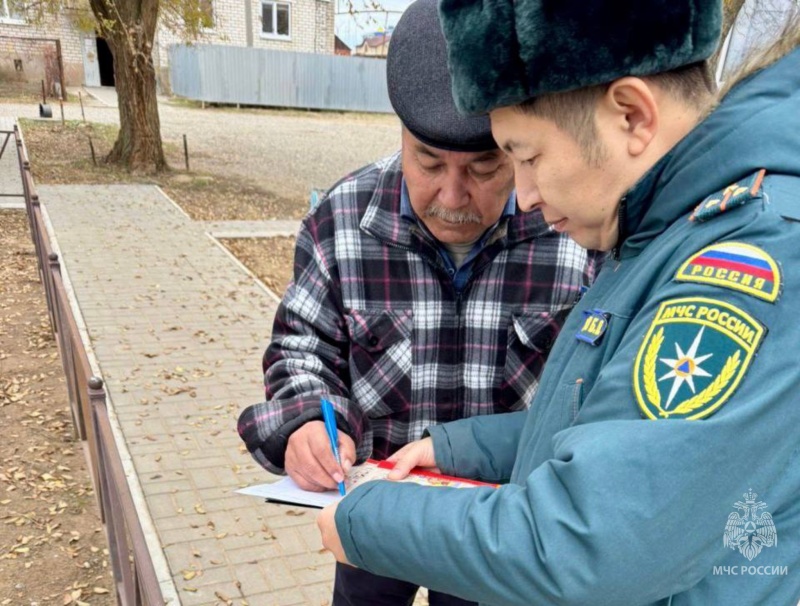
[317,2,800,604]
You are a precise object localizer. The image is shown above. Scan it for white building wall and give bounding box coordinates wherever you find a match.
[0,14,85,86]
[155,0,248,70]
[249,0,333,53]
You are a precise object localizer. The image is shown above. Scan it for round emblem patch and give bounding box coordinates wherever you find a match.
[633,297,765,420]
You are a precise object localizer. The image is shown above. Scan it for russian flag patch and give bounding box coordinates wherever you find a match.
[675,242,781,303]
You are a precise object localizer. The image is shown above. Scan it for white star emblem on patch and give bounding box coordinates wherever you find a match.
[658,327,714,409]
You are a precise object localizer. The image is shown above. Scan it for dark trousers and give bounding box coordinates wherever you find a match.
[333,563,478,606]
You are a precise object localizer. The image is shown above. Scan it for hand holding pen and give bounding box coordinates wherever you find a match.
[284,405,355,493]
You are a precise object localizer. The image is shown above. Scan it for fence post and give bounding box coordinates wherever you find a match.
[17,134,26,189]
[21,159,31,199]
[18,134,35,242]
[45,252,60,335]
[89,375,134,604]
[88,376,107,522]
[88,137,97,166]
[29,192,42,264]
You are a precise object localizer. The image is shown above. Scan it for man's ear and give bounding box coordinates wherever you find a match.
[600,77,659,157]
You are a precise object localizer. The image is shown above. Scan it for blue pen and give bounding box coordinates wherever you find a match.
[320,398,346,496]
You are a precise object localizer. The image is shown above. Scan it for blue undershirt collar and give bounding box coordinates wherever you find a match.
[400,178,516,291]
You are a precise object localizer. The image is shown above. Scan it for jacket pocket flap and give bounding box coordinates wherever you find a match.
[511,311,563,352]
[346,309,412,352]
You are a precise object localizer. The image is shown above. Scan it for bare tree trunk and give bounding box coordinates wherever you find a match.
[105,30,167,172]
[90,0,167,173]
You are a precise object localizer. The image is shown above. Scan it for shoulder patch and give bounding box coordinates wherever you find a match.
[689,169,766,223]
[675,242,781,303]
[633,297,766,420]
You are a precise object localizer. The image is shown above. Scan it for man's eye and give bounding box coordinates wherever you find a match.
[471,165,500,178]
[520,157,536,167]
[421,163,443,172]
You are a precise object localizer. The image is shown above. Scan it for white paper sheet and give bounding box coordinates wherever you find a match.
[236,476,341,509]
[237,460,496,509]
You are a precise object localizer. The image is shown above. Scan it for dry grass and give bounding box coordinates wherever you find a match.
[220,236,296,297]
[20,119,306,221]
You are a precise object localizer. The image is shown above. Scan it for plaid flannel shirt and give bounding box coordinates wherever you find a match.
[238,153,602,473]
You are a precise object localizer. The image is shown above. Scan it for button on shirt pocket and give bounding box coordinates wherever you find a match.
[502,309,568,409]
[345,309,413,417]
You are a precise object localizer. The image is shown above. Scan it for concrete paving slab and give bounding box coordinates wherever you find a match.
[204,220,302,239]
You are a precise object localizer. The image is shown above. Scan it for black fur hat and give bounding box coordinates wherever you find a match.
[438,0,723,114]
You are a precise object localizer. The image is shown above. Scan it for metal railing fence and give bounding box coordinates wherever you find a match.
[11,123,164,606]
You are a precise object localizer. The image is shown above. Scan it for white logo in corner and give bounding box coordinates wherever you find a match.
[724,489,778,561]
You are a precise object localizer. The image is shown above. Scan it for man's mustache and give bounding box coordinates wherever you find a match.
[424,204,482,225]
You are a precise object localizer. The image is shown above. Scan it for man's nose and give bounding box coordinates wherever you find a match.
[438,171,469,208]
[515,176,539,212]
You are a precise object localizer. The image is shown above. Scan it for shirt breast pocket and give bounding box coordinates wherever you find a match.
[346,309,413,417]
[502,307,570,409]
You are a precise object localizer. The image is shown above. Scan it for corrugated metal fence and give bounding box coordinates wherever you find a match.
[169,44,393,113]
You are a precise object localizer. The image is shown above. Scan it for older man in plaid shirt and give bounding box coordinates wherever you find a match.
[237,1,600,604]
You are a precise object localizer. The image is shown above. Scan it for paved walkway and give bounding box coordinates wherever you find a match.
[38,183,341,605]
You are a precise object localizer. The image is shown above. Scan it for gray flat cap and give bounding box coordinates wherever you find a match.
[387,0,497,151]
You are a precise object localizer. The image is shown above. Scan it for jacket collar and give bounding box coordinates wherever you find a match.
[617,46,800,259]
